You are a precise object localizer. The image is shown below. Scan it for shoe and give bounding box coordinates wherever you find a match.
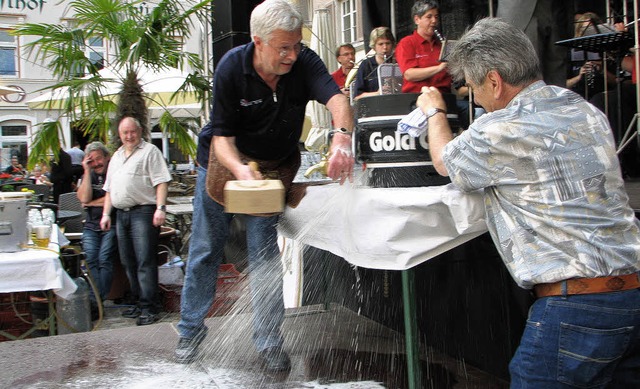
[174,327,208,364]
[136,309,159,326]
[260,347,291,372]
[121,306,141,318]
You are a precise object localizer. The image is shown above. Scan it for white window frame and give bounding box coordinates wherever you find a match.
[62,19,108,75]
[340,0,357,44]
[86,36,106,70]
[0,27,18,77]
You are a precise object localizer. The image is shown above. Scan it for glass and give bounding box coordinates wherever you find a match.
[265,41,304,58]
[32,224,51,248]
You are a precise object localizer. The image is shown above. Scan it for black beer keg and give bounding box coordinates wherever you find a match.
[354,93,458,188]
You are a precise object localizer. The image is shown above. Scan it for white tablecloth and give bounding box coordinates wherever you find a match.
[278,183,488,270]
[0,225,77,298]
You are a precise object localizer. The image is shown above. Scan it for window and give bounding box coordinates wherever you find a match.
[0,122,29,170]
[86,36,105,70]
[2,125,27,136]
[64,19,107,75]
[0,29,18,77]
[340,0,357,44]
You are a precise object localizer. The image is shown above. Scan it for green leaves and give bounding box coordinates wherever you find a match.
[15,0,213,165]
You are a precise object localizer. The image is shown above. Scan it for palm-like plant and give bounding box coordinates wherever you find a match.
[14,0,212,166]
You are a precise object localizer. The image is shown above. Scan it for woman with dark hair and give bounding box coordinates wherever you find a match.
[395,0,451,94]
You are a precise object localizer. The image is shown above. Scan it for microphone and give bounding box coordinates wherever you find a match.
[363,50,396,84]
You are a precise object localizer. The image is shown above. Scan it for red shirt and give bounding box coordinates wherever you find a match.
[396,30,452,93]
[332,68,348,89]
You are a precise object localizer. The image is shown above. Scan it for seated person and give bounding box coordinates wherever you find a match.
[353,26,396,100]
[453,79,485,131]
[29,164,53,187]
[331,43,356,95]
[395,0,451,94]
[4,156,26,176]
[566,12,616,100]
[589,19,639,177]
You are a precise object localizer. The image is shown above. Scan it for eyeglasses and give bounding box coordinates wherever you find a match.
[265,41,304,58]
[338,52,355,57]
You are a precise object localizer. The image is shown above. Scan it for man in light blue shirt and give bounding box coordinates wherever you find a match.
[418,17,640,388]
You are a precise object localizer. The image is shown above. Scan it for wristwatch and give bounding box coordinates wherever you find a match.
[157,205,166,212]
[328,127,353,141]
[425,107,447,119]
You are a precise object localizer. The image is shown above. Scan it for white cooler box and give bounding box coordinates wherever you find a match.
[0,191,31,252]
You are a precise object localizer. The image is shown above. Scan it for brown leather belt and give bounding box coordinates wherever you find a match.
[534,273,640,298]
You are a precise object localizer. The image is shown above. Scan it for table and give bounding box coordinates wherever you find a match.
[279,183,487,270]
[166,203,194,256]
[279,183,487,388]
[0,226,77,340]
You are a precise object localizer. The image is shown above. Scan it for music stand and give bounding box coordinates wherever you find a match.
[556,31,634,145]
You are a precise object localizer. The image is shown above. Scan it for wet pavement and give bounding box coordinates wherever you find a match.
[0,303,507,388]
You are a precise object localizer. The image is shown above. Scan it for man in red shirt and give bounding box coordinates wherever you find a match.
[395,0,451,93]
[331,43,355,95]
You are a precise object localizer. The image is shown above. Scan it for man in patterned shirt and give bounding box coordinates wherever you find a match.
[417,18,640,387]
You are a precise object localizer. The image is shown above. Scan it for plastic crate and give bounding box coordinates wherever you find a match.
[160,263,246,317]
[0,292,34,342]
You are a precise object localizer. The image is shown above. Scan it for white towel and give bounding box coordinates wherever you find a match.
[397,107,428,138]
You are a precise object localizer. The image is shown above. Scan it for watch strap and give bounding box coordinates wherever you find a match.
[427,108,447,119]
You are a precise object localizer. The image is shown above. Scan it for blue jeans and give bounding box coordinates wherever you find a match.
[510,288,640,388]
[178,166,284,352]
[115,205,160,312]
[82,227,117,301]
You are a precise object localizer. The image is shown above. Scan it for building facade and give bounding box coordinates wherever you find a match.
[0,0,210,170]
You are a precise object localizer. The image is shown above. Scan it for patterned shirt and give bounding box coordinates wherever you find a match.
[443,81,640,288]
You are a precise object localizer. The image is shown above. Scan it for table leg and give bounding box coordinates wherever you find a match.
[47,291,56,336]
[402,268,422,389]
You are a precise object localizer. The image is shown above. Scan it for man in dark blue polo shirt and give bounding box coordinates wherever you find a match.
[175,0,354,371]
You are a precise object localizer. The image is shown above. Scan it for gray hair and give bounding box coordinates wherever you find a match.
[447,18,541,87]
[250,0,303,42]
[335,43,355,58]
[119,116,142,130]
[84,141,110,157]
[411,0,439,17]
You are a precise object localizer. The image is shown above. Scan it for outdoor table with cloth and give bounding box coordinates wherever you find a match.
[0,226,76,339]
[278,182,488,389]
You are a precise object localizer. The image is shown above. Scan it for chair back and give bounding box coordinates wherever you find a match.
[22,184,51,202]
[377,63,403,95]
[57,192,85,233]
